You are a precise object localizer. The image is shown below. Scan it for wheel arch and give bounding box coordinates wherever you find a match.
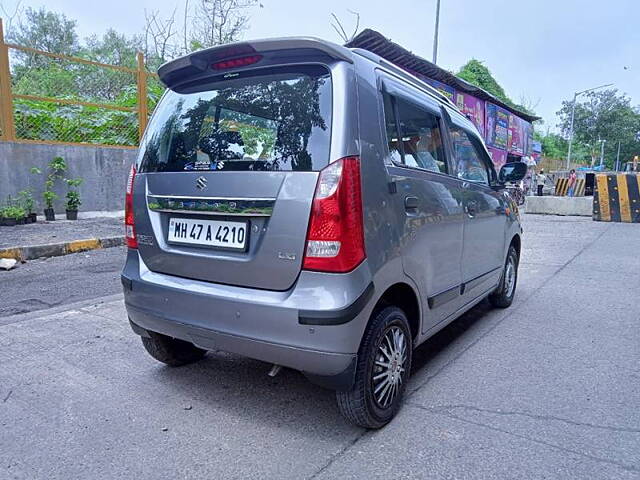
[370,282,421,342]
[510,233,521,259]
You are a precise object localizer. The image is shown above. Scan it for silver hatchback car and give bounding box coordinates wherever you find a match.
[122,37,526,428]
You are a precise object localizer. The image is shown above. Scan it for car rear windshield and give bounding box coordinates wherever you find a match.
[138,65,332,172]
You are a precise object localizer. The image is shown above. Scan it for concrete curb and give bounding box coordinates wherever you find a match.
[0,235,125,261]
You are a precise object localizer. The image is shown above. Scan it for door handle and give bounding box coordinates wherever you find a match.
[466,200,478,217]
[404,196,419,211]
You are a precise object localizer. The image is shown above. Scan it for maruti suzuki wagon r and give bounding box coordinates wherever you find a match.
[121,37,526,429]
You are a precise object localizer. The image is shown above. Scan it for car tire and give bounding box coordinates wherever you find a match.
[336,306,412,429]
[141,331,207,367]
[489,245,519,308]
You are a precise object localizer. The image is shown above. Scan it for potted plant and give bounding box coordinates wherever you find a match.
[0,205,12,226]
[65,178,83,220]
[12,206,27,225]
[2,206,26,226]
[43,186,57,221]
[18,189,37,223]
[39,157,67,221]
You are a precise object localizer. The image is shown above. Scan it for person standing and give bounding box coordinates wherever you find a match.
[537,169,546,196]
[567,169,577,197]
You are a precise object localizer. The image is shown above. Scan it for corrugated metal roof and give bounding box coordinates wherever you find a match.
[345,29,540,123]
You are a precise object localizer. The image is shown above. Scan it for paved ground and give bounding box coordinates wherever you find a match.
[1,214,639,479]
[0,246,125,317]
[0,217,122,249]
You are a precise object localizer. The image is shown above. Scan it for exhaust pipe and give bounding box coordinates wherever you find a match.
[268,364,282,377]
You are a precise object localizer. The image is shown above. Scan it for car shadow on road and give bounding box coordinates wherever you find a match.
[410,298,493,376]
[151,349,359,434]
[148,300,493,431]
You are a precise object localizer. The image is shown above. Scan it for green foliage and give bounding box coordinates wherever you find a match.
[0,205,27,220]
[50,156,67,173]
[0,193,27,219]
[457,59,534,115]
[557,89,640,167]
[64,177,83,210]
[43,190,57,209]
[8,7,79,67]
[14,98,139,145]
[457,60,510,103]
[38,156,67,209]
[18,189,35,213]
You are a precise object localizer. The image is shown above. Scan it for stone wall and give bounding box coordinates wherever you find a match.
[0,142,137,213]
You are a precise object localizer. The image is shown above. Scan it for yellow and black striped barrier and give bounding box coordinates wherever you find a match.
[593,173,640,223]
[554,177,585,196]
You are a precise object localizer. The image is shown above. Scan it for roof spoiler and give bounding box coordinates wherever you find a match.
[158,37,353,90]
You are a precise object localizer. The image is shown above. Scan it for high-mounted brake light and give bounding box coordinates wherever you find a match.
[125,165,137,249]
[303,156,365,273]
[212,55,263,70]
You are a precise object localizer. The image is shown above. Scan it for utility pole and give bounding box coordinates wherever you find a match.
[566,83,613,169]
[599,139,606,168]
[615,141,621,171]
[432,0,441,64]
[566,92,578,170]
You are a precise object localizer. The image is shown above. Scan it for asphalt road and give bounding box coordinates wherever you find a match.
[1,214,639,479]
[0,246,126,317]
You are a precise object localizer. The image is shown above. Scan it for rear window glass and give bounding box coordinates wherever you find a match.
[139,65,332,172]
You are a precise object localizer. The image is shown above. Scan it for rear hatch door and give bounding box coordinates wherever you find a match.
[134,60,334,291]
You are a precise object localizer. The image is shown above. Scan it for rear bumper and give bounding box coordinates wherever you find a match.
[122,250,374,389]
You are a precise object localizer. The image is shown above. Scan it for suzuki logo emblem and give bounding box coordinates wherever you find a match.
[196,176,207,190]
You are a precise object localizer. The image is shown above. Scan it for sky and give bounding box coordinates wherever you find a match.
[1,0,638,130]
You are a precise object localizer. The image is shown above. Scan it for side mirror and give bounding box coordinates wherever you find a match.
[499,161,528,183]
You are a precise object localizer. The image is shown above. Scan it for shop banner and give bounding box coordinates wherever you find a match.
[487,146,507,169]
[485,102,509,150]
[455,92,485,137]
[425,78,455,101]
[524,119,534,156]
[508,114,525,155]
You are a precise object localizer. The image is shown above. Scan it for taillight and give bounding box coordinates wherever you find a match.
[212,55,262,70]
[125,165,137,249]
[303,156,365,273]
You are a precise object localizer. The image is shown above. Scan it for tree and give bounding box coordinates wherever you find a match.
[8,7,78,67]
[557,89,640,168]
[457,59,534,115]
[143,8,180,68]
[142,0,258,69]
[190,0,257,50]
[84,29,141,68]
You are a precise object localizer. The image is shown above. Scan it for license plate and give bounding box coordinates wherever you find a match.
[168,217,248,250]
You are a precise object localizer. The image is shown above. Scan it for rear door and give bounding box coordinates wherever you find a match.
[133,64,335,291]
[379,78,465,331]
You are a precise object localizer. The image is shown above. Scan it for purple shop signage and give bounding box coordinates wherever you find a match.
[508,114,525,156]
[455,92,485,137]
[487,146,507,169]
[485,102,509,150]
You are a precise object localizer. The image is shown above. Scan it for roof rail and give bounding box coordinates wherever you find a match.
[351,48,457,109]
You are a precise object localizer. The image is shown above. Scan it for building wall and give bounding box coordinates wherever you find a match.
[0,142,137,212]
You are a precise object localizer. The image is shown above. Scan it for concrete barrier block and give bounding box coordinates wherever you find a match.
[524,196,593,216]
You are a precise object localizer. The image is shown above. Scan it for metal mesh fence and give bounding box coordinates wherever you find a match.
[0,20,162,147]
[13,99,139,146]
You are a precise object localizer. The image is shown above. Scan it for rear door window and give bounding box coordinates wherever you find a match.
[139,65,332,172]
[382,91,447,174]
